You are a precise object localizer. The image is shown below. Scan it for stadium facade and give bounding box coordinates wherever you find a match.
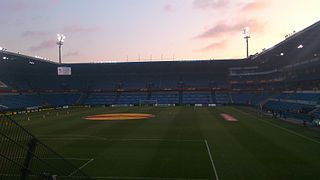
[1,21,320,124]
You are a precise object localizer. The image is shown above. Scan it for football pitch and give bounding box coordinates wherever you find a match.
[11,106,320,179]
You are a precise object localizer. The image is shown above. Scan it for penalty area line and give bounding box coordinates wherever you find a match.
[69,158,94,176]
[231,107,320,145]
[204,139,219,180]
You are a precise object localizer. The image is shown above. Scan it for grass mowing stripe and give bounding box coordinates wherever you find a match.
[204,140,219,180]
[231,107,320,145]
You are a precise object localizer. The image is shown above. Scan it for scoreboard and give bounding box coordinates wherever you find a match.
[57,67,72,76]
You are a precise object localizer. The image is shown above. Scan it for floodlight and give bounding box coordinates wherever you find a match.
[56,33,66,64]
[243,27,250,37]
[242,27,251,58]
[57,34,66,45]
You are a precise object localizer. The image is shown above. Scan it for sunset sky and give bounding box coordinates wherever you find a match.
[0,0,319,63]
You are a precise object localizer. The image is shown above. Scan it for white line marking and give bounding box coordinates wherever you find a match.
[88,176,208,180]
[0,174,209,180]
[59,175,209,180]
[9,157,93,161]
[204,139,219,180]
[107,138,202,142]
[61,157,93,161]
[39,135,203,142]
[40,134,107,140]
[69,158,94,176]
[232,107,320,145]
[0,174,20,177]
[259,118,320,144]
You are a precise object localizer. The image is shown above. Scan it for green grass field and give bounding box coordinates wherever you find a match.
[11,106,320,179]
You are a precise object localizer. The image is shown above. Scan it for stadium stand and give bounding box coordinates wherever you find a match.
[85,93,117,105]
[182,92,213,104]
[150,92,179,105]
[1,20,320,124]
[0,94,42,109]
[215,92,232,104]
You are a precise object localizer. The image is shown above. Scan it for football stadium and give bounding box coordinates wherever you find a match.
[1,1,320,180]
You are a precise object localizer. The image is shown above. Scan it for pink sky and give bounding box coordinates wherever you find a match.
[0,0,319,63]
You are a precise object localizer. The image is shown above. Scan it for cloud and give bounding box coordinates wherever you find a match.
[163,4,175,13]
[28,39,56,52]
[196,19,265,39]
[63,51,80,58]
[63,25,101,34]
[241,0,269,12]
[22,31,51,38]
[200,39,228,51]
[193,0,229,9]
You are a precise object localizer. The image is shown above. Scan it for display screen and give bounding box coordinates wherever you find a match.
[57,67,71,76]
